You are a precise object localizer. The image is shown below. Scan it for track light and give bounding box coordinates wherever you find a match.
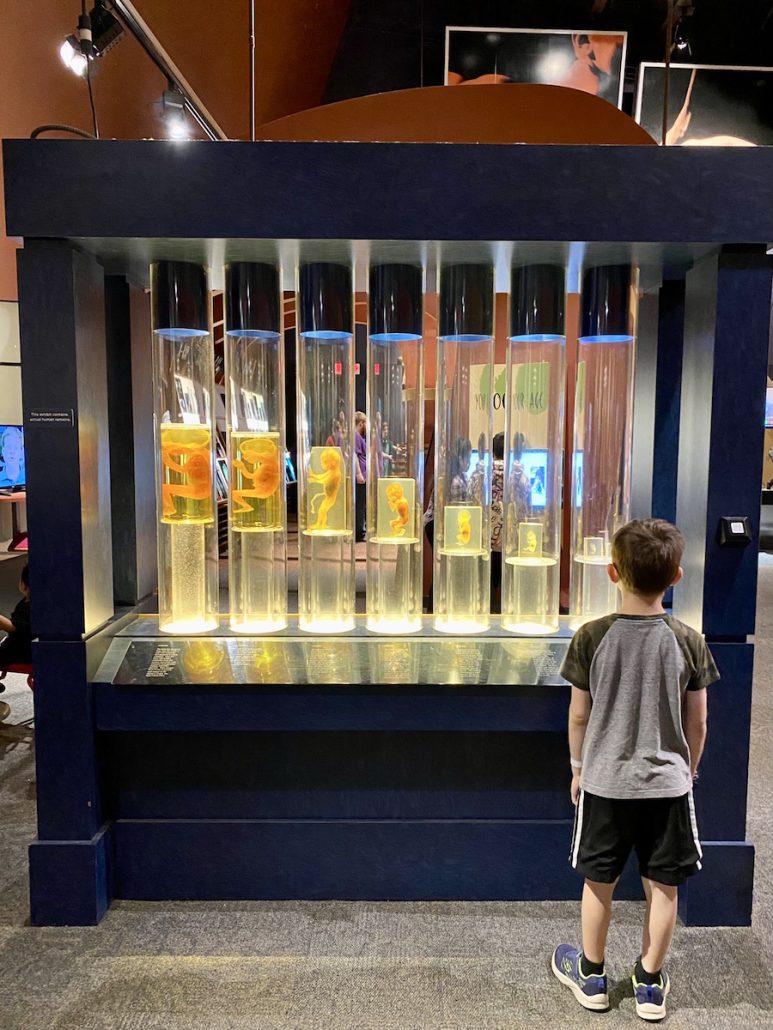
[163,88,190,140]
[58,3,123,76]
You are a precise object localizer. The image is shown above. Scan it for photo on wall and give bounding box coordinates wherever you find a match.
[445,27,627,108]
[636,63,773,146]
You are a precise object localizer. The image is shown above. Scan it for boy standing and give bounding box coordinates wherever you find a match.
[552,519,718,1021]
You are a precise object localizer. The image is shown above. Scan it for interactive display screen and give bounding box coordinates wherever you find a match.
[765,387,773,428]
[574,451,584,508]
[522,448,548,509]
[0,425,25,488]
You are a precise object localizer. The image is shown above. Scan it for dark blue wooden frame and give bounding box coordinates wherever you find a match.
[3,140,769,926]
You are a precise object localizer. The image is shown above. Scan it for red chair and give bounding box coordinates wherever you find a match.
[0,663,34,690]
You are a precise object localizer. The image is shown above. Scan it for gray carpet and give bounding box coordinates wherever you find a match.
[0,562,771,1029]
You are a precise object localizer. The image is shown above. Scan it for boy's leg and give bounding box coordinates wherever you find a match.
[582,878,617,964]
[640,877,678,974]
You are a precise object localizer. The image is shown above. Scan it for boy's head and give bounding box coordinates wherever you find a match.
[493,432,505,460]
[610,519,684,597]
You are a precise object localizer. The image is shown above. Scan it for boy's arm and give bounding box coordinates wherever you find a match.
[0,614,14,634]
[568,686,591,805]
[683,687,708,778]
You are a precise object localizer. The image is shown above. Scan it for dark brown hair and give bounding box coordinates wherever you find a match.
[611,519,684,596]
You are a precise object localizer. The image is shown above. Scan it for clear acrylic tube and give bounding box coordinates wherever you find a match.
[570,265,639,624]
[366,263,425,633]
[151,260,219,634]
[502,265,566,635]
[225,262,287,633]
[296,262,356,633]
[433,262,495,634]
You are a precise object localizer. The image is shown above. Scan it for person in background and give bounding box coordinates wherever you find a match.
[0,563,31,721]
[552,520,717,1022]
[381,420,393,475]
[449,437,472,503]
[354,411,367,542]
[471,432,505,611]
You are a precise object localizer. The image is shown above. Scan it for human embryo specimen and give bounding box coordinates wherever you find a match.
[232,436,280,513]
[456,509,472,545]
[386,482,410,536]
[309,447,343,531]
[160,425,212,521]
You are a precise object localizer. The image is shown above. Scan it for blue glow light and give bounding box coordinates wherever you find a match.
[579,335,634,344]
[300,330,352,341]
[370,333,422,343]
[509,334,565,343]
[438,334,493,344]
[154,328,209,339]
[225,330,281,340]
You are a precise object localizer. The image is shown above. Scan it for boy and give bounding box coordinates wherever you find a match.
[552,519,718,1021]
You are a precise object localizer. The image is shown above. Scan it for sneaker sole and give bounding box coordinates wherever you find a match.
[551,953,609,1011]
[632,975,670,1021]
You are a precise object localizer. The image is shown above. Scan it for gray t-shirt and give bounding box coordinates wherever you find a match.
[560,614,719,800]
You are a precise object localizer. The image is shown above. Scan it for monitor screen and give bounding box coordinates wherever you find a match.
[521,448,548,509]
[574,451,584,508]
[0,425,25,488]
[284,452,297,485]
[765,387,773,428]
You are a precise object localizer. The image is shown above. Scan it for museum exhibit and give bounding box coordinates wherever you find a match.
[2,3,773,1027]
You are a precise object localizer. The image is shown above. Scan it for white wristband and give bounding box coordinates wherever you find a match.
[570,758,582,770]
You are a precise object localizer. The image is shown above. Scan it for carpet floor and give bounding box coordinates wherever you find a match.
[0,561,771,1029]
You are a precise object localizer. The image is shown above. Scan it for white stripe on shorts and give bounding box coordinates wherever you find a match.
[687,788,703,870]
[571,789,585,869]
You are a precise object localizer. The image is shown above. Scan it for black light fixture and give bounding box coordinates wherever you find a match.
[59,2,124,77]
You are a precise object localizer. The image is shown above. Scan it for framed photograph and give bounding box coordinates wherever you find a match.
[445,26,627,109]
[635,63,773,146]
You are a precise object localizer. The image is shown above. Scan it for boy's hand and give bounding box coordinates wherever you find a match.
[571,771,581,806]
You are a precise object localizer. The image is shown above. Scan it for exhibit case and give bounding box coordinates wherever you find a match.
[295,261,356,633]
[6,129,770,930]
[151,260,219,634]
[366,263,424,633]
[433,262,495,633]
[225,261,287,633]
[570,265,638,624]
[502,264,566,634]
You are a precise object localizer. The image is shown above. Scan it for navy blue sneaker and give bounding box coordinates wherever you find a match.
[551,945,609,1011]
[632,969,670,1021]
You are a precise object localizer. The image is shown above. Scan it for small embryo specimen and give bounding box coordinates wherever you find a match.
[456,509,472,546]
[232,437,280,513]
[386,482,410,536]
[309,447,343,531]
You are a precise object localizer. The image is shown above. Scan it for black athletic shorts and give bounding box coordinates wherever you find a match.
[569,790,702,886]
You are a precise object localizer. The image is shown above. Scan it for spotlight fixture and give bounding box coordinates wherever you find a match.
[672,0,695,57]
[59,35,88,76]
[163,88,190,140]
[58,2,123,76]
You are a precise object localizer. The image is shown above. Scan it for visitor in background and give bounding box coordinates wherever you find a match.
[355,411,367,542]
[471,431,505,611]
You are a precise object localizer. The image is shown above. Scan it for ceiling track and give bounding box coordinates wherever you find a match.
[110,0,228,140]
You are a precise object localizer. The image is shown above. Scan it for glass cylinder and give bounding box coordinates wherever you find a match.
[570,265,638,625]
[225,261,287,633]
[296,262,356,633]
[433,262,495,634]
[366,263,425,633]
[502,264,566,634]
[151,260,218,634]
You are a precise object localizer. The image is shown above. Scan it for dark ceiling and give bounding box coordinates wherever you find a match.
[325,0,773,111]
